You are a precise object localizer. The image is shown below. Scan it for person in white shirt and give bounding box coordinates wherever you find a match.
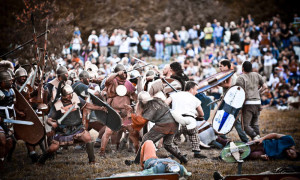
[154,30,164,60]
[263,51,274,79]
[165,81,207,159]
[109,29,119,56]
[71,34,82,54]
[128,32,139,58]
[287,91,300,109]
[179,26,189,48]
[237,51,247,63]
[88,30,99,50]
[118,35,129,58]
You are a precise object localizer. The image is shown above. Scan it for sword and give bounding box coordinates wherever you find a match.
[4,119,34,125]
[57,104,76,124]
[131,56,149,65]
[207,98,222,106]
[19,73,34,92]
[127,63,153,73]
[223,141,255,151]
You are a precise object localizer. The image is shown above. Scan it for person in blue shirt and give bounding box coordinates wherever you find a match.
[248,133,298,160]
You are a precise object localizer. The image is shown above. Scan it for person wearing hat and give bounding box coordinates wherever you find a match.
[14,67,46,163]
[46,66,70,104]
[72,70,90,99]
[14,67,30,99]
[126,91,188,165]
[38,84,107,164]
[0,67,26,167]
[99,64,137,157]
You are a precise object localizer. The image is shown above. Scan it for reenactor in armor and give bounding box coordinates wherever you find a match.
[38,84,107,164]
[0,69,25,167]
[99,64,137,157]
[14,67,31,99]
[14,67,45,163]
[72,70,90,99]
[47,66,70,104]
[72,70,105,145]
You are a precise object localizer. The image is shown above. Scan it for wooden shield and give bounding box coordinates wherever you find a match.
[13,87,45,145]
[197,70,234,93]
[220,142,250,163]
[89,92,122,131]
[212,86,245,135]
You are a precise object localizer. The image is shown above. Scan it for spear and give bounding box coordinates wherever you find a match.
[162,78,178,93]
[31,13,39,68]
[0,30,50,58]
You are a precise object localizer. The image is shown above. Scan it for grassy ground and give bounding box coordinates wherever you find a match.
[1,108,300,179]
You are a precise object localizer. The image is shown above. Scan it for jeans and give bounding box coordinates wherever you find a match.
[164,45,172,61]
[214,37,222,46]
[180,40,186,48]
[172,45,181,55]
[155,42,164,60]
[205,39,213,47]
[282,39,290,49]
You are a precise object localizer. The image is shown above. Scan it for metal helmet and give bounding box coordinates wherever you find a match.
[79,70,90,79]
[7,68,15,78]
[130,70,140,79]
[138,91,153,104]
[61,84,73,97]
[145,70,155,77]
[56,66,68,76]
[133,63,143,73]
[15,67,28,78]
[0,71,13,82]
[114,64,126,73]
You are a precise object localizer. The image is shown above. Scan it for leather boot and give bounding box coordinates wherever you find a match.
[86,142,95,163]
[29,152,40,163]
[119,138,127,150]
[179,154,188,164]
[165,145,188,164]
[38,152,52,165]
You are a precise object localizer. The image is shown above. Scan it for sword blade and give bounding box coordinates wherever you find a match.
[4,119,34,125]
[57,105,76,124]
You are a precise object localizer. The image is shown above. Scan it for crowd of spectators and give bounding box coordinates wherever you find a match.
[59,13,300,110]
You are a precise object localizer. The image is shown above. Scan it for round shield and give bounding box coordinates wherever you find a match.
[220,141,251,163]
[116,85,127,96]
